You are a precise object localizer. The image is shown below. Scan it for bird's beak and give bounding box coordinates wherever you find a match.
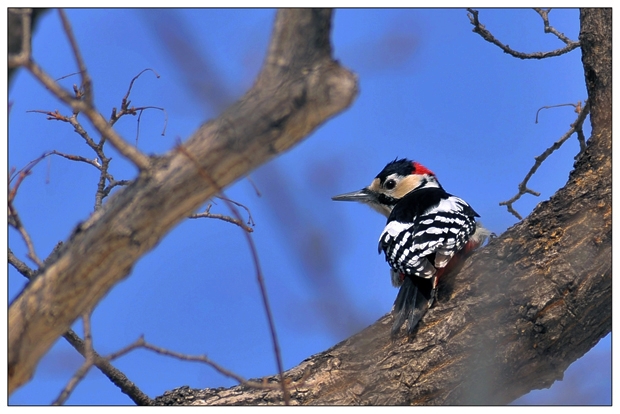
[332,188,378,204]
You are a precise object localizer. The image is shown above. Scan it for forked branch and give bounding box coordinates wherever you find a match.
[500,101,590,219]
[467,8,580,59]
[8,8,357,396]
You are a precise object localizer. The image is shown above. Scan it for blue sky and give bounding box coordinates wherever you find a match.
[7,8,610,405]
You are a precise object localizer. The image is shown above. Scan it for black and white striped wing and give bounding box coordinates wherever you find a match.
[378,196,477,278]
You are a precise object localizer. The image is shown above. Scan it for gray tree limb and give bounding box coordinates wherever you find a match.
[8,9,358,394]
[154,8,611,406]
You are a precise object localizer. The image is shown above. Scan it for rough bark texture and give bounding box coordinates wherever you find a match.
[8,8,48,83]
[8,9,358,394]
[154,8,611,406]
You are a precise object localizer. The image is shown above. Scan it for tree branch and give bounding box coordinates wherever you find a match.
[8,8,358,395]
[23,57,151,170]
[153,8,610,406]
[467,8,580,59]
[499,101,590,219]
[57,9,93,106]
[189,205,254,233]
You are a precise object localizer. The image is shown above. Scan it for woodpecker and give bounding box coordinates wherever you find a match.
[332,158,491,336]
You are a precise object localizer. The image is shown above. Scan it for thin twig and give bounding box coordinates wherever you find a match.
[94,157,112,211]
[63,330,154,405]
[141,342,280,391]
[9,210,43,267]
[55,71,82,82]
[216,196,256,226]
[28,104,142,209]
[101,179,131,199]
[9,146,124,210]
[533,8,575,45]
[8,248,36,279]
[246,175,262,197]
[53,313,95,405]
[10,246,154,405]
[10,247,153,404]
[466,8,580,59]
[189,205,254,232]
[41,109,115,209]
[108,336,282,392]
[109,68,166,145]
[69,114,101,150]
[8,156,47,267]
[24,58,151,170]
[58,9,93,106]
[9,156,42,198]
[500,100,590,219]
[535,102,581,124]
[119,69,161,116]
[134,106,168,146]
[91,68,168,147]
[51,150,104,170]
[175,142,289,404]
[52,353,92,405]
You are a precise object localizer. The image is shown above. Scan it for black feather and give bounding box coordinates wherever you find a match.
[389,187,480,223]
[375,158,415,183]
[391,275,435,336]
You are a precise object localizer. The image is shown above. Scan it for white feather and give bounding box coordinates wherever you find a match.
[382,220,411,238]
[424,196,467,215]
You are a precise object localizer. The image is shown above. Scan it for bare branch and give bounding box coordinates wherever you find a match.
[500,101,590,219]
[215,196,256,227]
[8,248,36,279]
[9,207,154,405]
[246,175,262,197]
[8,144,126,211]
[109,68,168,139]
[533,8,575,45]
[57,9,93,105]
[8,212,42,268]
[176,142,289,404]
[189,204,254,233]
[121,69,161,111]
[61,330,154,405]
[9,9,357,395]
[535,102,582,124]
[9,250,152,404]
[467,8,580,59]
[108,68,167,147]
[110,68,161,123]
[100,179,131,198]
[24,58,151,170]
[8,156,49,267]
[134,106,168,145]
[109,336,283,393]
[51,150,103,170]
[53,313,95,405]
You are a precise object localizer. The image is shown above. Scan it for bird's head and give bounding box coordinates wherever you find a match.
[332,158,440,217]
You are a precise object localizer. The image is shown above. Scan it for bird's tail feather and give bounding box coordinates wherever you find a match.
[391,276,435,336]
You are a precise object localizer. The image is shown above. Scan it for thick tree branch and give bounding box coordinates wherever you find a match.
[10,245,153,405]
[8,8,358,394]
[154,8,610,406]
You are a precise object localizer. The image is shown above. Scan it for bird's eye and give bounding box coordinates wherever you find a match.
[384,179,396,190]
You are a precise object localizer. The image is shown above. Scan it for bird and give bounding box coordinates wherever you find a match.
[332,158,491,336]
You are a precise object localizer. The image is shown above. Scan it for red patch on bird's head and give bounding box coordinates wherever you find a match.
[412,162,435,176]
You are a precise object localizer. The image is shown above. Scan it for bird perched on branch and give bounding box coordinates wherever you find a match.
[333,158,491,336]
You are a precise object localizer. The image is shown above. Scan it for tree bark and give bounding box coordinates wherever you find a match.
[154,8,611,405]
[8,8,48,83]
[8,9,358,394]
